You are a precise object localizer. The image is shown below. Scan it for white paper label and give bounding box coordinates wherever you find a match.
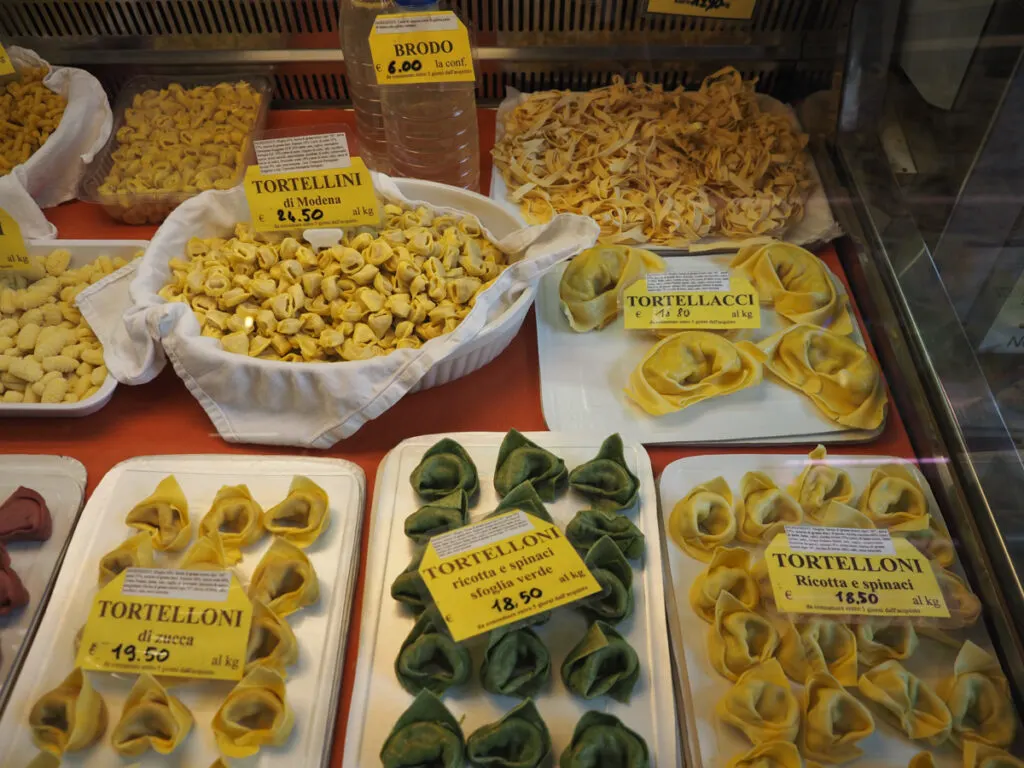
[430,511,534,559]
[784,525,896,556]
[646,270,731,293]
[254,133,352,175]
[121,568,231,603]
[373,11,460,34]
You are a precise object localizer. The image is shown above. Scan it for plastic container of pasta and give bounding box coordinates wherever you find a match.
[77,72,273,225]
[344,431,679,767]
[0,454,365,767]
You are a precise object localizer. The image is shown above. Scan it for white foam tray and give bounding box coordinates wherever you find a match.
[0,455,86,713]
[660,452,1010,768]
[344,432,677,767]
[0,240,148,418]
[0,454,365,768]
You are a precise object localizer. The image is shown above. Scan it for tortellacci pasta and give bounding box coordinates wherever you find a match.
[730,241,853,334]
[801,671,875,764]
[857,660,951,745]
[246,598,299,675]
[668,476,736,561]
[159,205,509,362]
[0,68,67,176]
[625,330,764,416]
[856,618,918,667]
[0,248,133,405]
[939,641,1016,748]
[558,245,665,331]
[892,514,955,568]
[758,324,887,430]
[735,471,802,544]
[717,659,800,745]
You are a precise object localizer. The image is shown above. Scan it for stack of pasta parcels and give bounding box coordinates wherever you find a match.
[0,249,136,405]
[669,445,1019,767]
[383,431,654,768]
[0,67,66,176]
[19,474,332,766]
[158,203,510,362]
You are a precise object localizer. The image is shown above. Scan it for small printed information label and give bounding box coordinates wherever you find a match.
[765,533,949,619]
[254,133,352,175]
[420,512,601,641]
[647,0,758,20]
[624,274,760,331]
[369,10,475,85]
[784,525,896,556]
[646,270,731,293]
[77,568,252,681]
[0,208,29,273]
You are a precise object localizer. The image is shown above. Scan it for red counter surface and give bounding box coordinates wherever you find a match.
[3,108,913,764]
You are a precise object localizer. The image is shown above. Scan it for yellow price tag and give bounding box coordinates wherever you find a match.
[765,528,950,619]
[369,10,475,86]
[419,511,602,641]
[0,208,30,273]
[623,271,760,331]
[0,43,16,78]
[77,568,253,681]
[243,158,381,232]
[647,0,757,19]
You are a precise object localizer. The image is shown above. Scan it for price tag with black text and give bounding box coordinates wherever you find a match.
[369,10,475,86]
[0,207,30,273]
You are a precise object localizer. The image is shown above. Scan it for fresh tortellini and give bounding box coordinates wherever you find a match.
[858,463,929,528]
[786,444,855,517]
[778,617,858,686]
[179,528,229,570]
[0,68,67,176]
[726,741,802,768]
[97,532,153,586]
[801,671,875,763]
[159,206,510,362]
[199,483,264,563]
[735,471,802,543]
[857,660,951,745]
[0,248,134,405]
[856,619,918,667]
[28,668,108,755]
[668,476,736,561]
[248,536,320,617]
[211,666,294,758]
[717,659,800,745]
[110,673,193,756]
[558,244,665,331]
[689,546,759,623]
[125,475,191,552]
[262,475,330,548]
[940,641,1016,748]
[708,592,780,682]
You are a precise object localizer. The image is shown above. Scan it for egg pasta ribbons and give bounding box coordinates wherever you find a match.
[28,668,108,755]
[111,673,193,756]
[625,330,765,417]
[558,245,665,331]
[731,241,853,334]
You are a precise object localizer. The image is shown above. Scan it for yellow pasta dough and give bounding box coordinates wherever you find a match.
[735,471,802,544]
[246,598,299,675]
[558,245,665,331]
[179,528,229,570]
[717,659,800,745]
[858,660,951,745]
[786,444,855,517]
[625,330,764,416]
[262,475,330,548]
[708,592,780,682]
[731,241,853,334]
[199,484,264,563]
[668,476,736,561]
[778,617,858,687]
[212,666,294,758]
[111,673,193,756]
[726,741,803,768]
[28,668,108,755]
[97,531,154,586]
[125,475,191,551]
[801,671,875,764]
[689,546,759,623]
[940,641,1016,748]
[758,324,887,430]
[248,537,319,617]
[858,463,929,528]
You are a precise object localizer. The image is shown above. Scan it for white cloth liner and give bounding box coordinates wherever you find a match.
[77,174,599,448]
[492,87,841,252]
[0,47,112,239]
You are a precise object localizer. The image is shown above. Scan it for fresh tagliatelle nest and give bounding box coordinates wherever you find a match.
[492,67,815,246]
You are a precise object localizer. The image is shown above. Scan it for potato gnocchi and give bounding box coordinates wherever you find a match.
[0,67,66,176]
[0,248,135,404]
[159,203,511,362]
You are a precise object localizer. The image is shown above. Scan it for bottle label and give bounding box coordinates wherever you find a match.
[647,0,757,19]
[622,273,761,330]
[368,11,476,85]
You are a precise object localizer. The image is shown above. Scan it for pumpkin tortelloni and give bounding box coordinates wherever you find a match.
[97,532,154,586]
[801,671,875,764]
[125,475,191,552]
[212,666,295,758]
[708,592,780,682]
[245,599,299,675]
[262,475,330,548]
[717,659,800,745]
[689,546,759,623]
[857,660,951,745]
[730,241,853,334]
[668,476,736,561]
[28,668,108,755]
[758,324,887,430]
[625,331,764,417]
[247,537,320,617]
[558,245,665,331]
[179,528,229,570]
[735,471,802,544]
[199,484,264,563]
[786,444,855,517]
[111,673,193,756]
[939,641,1016,748]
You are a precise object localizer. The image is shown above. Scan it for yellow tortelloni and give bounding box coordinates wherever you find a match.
[857,464,929,528]
[689,546,759,623]
[558,245,665,331]
[717,659,800,745]
[97,531,154,586]
[708,592,780,682]
[248,537,320,617]
[180,528,230,570]
[625,331,765,417]
[668,476,736,562]
[909,752,938,768]
[856,619,918,667]
[28,668,109,755]
[111,673,193,756]
[939,641,1016,748]
[735,471,802,544]
[125,475,191,552]
[891,514,955,568]
[758,324,887,431]
[786,444,855,518]
[814,500,874,529]
[730,241,853,334]
[801,671,875,764]
[262,475,330,548]
[726,741,803,768]
[212,666,295,758]
[199,484,264,564]
[777,617,858,687]
[246,599,299,676]
[963,741,1024,768]
[857,660,952,745]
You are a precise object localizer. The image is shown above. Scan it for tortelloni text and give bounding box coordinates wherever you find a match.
[158,203,511,362]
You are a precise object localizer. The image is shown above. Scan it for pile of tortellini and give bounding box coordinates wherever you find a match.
[384,431,653,768]
[1,248,137,404]
[0,67,67,176]
[669,446,1019,767]
[94,80,265,224]
[558,241,888,431]
[158,203,510,362]
[21,473,330,766]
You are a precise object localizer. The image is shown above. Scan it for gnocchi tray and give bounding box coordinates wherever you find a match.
[345,432,678,767]
[0,454,364,768]
[660,451,1021,768]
